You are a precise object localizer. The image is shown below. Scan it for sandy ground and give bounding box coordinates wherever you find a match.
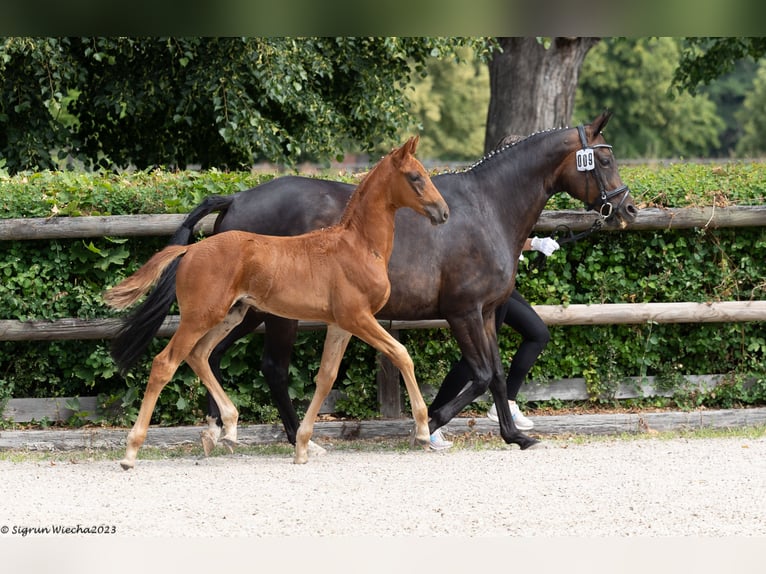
[1,435,764,539]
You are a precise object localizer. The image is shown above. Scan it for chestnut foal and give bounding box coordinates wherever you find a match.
[105,137,448,469]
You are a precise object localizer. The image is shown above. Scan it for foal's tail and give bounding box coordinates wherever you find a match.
[104,246,189,310]
[104,246,188,375]
[104,195,235,375]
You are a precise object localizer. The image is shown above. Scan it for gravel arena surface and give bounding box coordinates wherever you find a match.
[1,435,764,538]
[1,433,765,573]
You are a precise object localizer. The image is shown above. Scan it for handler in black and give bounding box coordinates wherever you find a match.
[428,234,560,450]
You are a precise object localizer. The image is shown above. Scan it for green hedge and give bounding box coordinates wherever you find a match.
[1,163,765,426]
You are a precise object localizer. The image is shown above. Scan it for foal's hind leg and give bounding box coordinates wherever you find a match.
[121,327,203,470]
[187,304,250,455]
[202,309,265,452]
[294,324,352,464]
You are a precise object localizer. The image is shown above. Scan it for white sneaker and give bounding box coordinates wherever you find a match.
[429,428,453,451]
[487,400,534,430]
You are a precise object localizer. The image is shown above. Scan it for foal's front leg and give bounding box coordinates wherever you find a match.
[294,324,352,464]
[346,315,430,447]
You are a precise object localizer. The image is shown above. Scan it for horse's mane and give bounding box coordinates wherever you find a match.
[337,149,388,226]
[459,125,569,175]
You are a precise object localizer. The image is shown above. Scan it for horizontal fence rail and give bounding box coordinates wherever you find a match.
[2,206,766,241]
[2,301,765,342]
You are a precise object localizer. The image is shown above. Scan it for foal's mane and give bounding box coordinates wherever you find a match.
[337,147,394,227]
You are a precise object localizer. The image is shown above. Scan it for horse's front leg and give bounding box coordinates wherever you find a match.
[488,371,540,450]
[345,315,430,447]
[294,324,351,464]
[429,312,538,449]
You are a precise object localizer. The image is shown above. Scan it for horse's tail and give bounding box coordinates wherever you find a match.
[105,195,234,375]
[169,194,235,245]
[104,245,188,375]
[104,245,189,310]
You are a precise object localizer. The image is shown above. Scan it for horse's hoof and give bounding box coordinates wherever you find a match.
[516,435,541,450]
[409,426,430,449]
[119,459,134,471]
[293,454,309,464]
[200,431,217,457]
[220,437,238,454]
[307,440,327,456]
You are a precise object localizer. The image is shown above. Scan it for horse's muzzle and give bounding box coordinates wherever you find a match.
[426,203,450,225]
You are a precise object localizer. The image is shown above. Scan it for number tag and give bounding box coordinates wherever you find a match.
[576,148,595,171]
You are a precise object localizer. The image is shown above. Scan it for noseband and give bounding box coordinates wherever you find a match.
[576,125,630,219]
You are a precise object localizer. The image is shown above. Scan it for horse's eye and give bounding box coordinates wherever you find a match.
[408,172,422,183]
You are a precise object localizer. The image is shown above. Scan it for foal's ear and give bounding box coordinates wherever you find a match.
[406,135,420,155]
[392,136,419,166]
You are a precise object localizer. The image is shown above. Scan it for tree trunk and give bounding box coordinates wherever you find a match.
[485,37,600,152]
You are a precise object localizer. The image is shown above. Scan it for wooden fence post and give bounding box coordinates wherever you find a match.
[376,329,402,418]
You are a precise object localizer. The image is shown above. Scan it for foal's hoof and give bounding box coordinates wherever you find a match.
[200,431,218,457]
[119,459,135,471]
[408,426,430,450]
[220,437,238,454]
[307,440,327,456]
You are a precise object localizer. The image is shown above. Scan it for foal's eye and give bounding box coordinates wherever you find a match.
[407,172,425,194]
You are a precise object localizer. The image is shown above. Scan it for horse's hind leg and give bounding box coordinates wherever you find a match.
[121,326,202,470]
[261,315,318,450]
[187,304,250,454]
[294,324,352,464]
[345,315,430,448]
[201,309,265,454]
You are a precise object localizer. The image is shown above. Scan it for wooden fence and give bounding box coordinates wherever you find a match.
[1,206,764,420]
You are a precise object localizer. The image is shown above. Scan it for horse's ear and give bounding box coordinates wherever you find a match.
[407,135,420,155]
[392,136,419,166]
[592,109,613,134]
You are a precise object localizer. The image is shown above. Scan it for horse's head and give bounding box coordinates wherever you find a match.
[390,136,450,225]
[559,111,638,228]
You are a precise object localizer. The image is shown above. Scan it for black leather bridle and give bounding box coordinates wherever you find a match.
[576,124,631,219]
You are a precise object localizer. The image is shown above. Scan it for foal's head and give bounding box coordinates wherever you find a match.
[387,136,449,225]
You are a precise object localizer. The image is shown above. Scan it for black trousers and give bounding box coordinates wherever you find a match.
[429,289,550,414]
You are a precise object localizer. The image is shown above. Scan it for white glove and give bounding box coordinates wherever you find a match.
[530,236,560,257]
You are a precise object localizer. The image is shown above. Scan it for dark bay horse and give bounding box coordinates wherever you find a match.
[111,111,638,454]
[104,137,449,468]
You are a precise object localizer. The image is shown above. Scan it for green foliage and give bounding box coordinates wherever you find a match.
[672,37,766,96]
[1,166,764,426]
[575,38,724,159]
[736,61,766,156]
[407,46,490,161]
[0,37,490,173]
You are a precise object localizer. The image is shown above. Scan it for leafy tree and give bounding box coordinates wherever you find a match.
[407,46,489,161]
[484,37,599,152]
[699,58,758,156]
[0,37,488,173]
[735,61,766,156]
[672,37,766,95]
[575,37,723,158]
